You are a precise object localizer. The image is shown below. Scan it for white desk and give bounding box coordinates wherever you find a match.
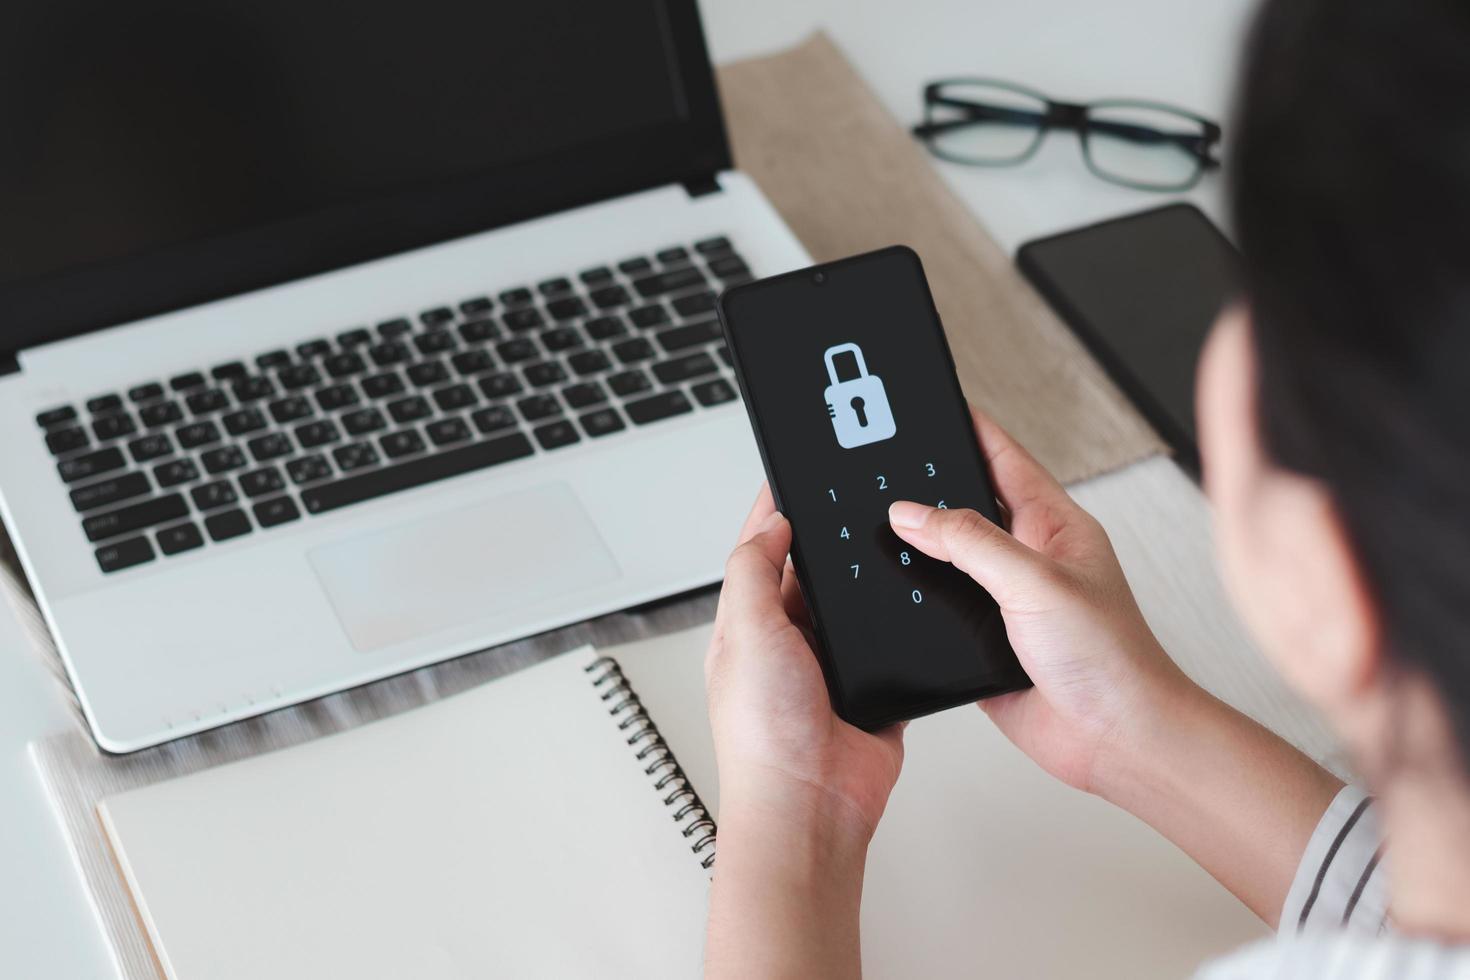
[0,1,1313,976]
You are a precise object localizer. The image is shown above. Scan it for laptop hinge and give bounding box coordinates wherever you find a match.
[682,173,722,199]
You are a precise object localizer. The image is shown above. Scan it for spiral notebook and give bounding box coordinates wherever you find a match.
[96,651,715,980]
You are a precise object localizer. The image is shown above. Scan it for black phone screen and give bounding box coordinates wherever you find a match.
[719,247,1029,729]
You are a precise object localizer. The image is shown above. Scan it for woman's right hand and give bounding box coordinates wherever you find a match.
[888,407,1196,796]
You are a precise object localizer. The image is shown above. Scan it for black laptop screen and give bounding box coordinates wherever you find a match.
[0,0,728,357]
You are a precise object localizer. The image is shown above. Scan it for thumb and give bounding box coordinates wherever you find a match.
[888,500,1055,610]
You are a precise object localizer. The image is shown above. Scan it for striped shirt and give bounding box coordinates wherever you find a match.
[1197,786,1470,978]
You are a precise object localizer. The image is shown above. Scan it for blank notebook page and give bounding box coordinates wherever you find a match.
[97,651,710,980]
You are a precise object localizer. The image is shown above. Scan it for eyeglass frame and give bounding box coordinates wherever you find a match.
[912,78,1223,191]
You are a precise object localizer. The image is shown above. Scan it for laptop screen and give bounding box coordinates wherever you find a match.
[0,0,728,359]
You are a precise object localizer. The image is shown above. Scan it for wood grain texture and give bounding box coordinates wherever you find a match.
[716,33,1168,483]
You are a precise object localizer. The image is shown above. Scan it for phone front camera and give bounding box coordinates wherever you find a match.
[813,271,827,285]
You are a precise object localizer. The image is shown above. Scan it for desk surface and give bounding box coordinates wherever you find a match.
[1,1,1273,976]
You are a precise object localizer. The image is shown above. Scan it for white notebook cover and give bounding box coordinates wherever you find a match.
[97,650,710,980]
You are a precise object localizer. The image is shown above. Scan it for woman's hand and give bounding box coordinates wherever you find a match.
[888,407,1191,797]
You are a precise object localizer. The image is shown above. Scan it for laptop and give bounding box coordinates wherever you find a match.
[0,0,809,752]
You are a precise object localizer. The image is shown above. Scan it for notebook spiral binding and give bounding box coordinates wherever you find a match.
[586,656,717,869]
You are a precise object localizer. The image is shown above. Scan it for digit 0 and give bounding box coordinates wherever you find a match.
[911,589,923,604]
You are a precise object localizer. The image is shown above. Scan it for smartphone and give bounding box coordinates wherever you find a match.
[717,246,1030,730]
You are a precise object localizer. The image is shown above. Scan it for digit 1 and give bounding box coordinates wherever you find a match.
[828,488,837,502]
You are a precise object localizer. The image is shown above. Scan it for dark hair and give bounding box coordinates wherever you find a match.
[1231,0,1470,760]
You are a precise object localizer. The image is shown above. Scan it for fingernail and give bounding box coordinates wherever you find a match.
[888,500,932,529]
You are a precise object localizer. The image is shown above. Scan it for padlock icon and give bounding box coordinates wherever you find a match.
[823,342,897,449]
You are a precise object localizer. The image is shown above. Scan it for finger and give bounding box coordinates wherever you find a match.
[888,501,1053,606]
[734,483,778,546]
[967,405,1070,516]
[721,510,795,638]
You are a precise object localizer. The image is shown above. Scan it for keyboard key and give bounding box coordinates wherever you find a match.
[140,401,184,427]
[629,304,670,329]
[128,382,164,403]
[499,286,533,306]
[222,408,268,436]
[420,307,455,327]
[369,341,411,367]
[232,375,276,402]
[470,405,517,434]
[672,291,716,318]
[377,317,412,337]
[694,235,732,255]
[279,363,322,390]
[302,433,535,514]
[656,319,723,353]
[36,405,77,428]
[156,522,205,556]
[692,378,738,406]
[342,408,387,436]
[247,433,292,462]
[562,381,608,409]
[607,369,653,398]
[387,395,432,424]
[128,433,174,462]
[459,296,493,315]
[503,308,544,333]
[568,350,612,376]
[286,455,331,485]
[617,256,652,274]
[253,496,301,528]
[269,396,313,423]
[459,319,500,343]
[154,458,199,488]
[709,254,749,279]
[170,371,207,391]
[579,266,613,285]
[71,472,151,512]
[406,361,450,387]
[589,284,631,309]
[656,245,690,264]
[205,509,252,542]
[362,372,406,399]
[432,384,477,411]
[579,408,626,439]
[256,349,292,370]
[426,417,471,446]
[414,330,456,356]
[380,428,427,459]
[202,445,248,473]
[523,362,567,388]
[295,419,342,448]
[185,389,228,415]
[93,413,138,441]
[541,326,583,352]
[211,361,248,380]
[176,420,222,449]
[633,266,705,298]
[296,338,331,358]
[517,394,561,421]
[83,493,189,542]
[96,536,155,573]
[478,372,524,399]
[324,352,367,378]
[585,315,627,341]
[652,352,719,385]
[451,349,495,376]
[538,277,572,296]
[46,426,89,455]
[338,328,373,347]
[546,296,587,321]
[496,338,539,363]
[625,390,694,426]
[533,420,581,450]
[316,383,361,412]
[87,393,123,413]
[240,466,286,497]
[612,337,656,364]
[333,442,381,472]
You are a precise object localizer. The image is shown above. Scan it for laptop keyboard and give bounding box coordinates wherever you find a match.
[32,236,753,574]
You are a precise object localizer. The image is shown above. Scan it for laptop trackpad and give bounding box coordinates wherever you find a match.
[309,483,620,652]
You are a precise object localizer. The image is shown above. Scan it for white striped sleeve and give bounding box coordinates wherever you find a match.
[1279,785,1390,936]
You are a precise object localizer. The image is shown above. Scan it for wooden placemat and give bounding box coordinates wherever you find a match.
[717,33,1165,483]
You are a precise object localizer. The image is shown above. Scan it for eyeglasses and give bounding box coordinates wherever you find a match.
[912,79,1222,191]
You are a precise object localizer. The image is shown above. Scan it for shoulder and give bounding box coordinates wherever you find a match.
[1198,935,1470,980]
